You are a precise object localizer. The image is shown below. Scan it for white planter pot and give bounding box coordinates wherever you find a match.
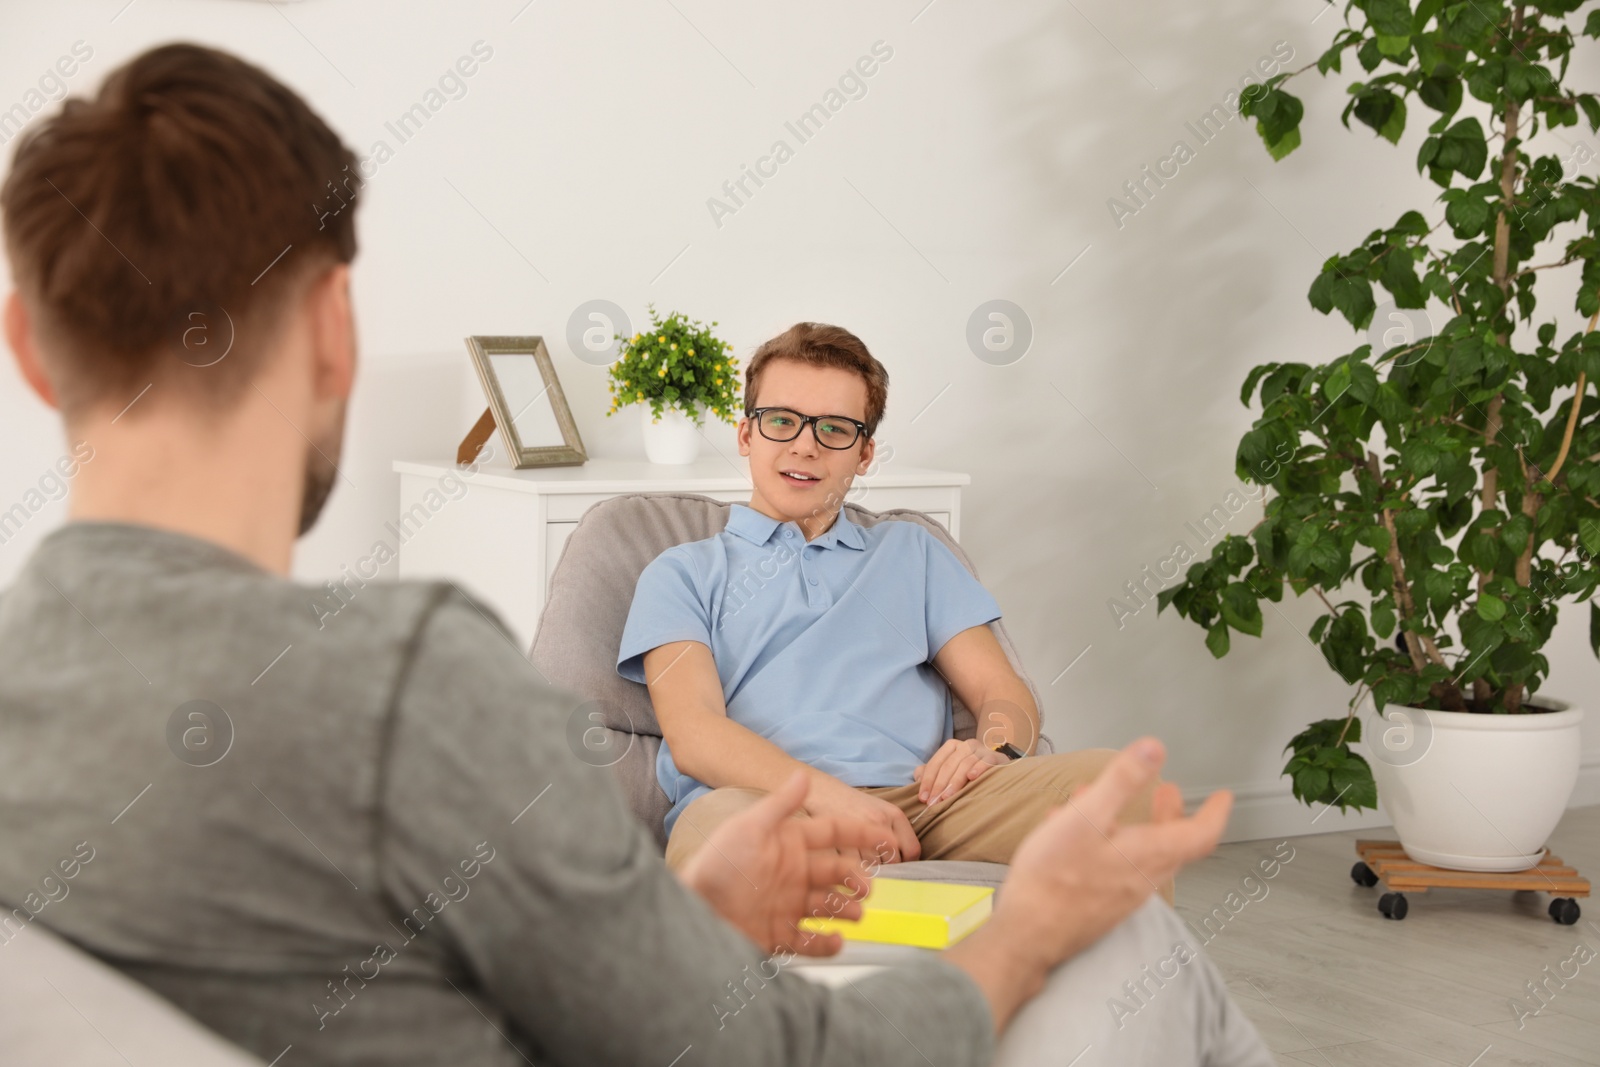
[1364,695,1583,872]
[640,404,701,465]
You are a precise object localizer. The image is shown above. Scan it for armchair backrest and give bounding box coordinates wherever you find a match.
[528,492,1043,851]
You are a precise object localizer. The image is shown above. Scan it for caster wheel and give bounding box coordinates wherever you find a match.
[1350,861,1379,888]
[1549,898,1581,925]
[1378,892,1408,920]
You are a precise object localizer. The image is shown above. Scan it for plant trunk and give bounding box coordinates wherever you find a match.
[1364,453,1453,700]
[1485,6,1527,712]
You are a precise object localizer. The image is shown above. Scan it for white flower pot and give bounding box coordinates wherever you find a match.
[641,403,701,465]
[1364,695,1583,872]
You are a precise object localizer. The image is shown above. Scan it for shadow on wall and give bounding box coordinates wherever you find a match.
[947,0,1385,782]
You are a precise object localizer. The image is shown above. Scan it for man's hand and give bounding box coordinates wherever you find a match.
[675,769,890,957]
[1002,737,1228,966]
[913,737,1011,804]
[943,737,1231,1035]
[801,778,923,864]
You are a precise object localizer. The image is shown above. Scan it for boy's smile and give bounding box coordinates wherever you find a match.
[738,359,876,543]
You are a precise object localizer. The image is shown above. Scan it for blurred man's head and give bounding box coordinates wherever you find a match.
[1,42,361,537]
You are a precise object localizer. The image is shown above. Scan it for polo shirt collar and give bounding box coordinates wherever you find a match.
[727,503,865,551]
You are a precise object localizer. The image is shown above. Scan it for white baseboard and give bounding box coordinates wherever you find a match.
[1192,749,1600,844]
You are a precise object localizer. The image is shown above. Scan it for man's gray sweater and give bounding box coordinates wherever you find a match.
[0,521,995,1066]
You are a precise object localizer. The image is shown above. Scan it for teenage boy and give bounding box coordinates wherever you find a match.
[620,323,1164,898]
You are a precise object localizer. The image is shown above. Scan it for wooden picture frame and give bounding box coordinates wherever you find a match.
[463,335,587,469]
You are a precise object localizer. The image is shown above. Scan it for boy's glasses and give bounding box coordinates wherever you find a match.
[749,407,867,450]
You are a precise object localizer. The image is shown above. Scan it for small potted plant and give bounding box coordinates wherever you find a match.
[1160,1,1599,872]
[606,304,741,464]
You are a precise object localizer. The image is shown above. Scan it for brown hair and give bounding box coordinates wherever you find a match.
[744,322,889,441]
[1,42,360,414]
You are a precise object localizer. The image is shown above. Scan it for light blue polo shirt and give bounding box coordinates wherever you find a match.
[616,502,1003,839]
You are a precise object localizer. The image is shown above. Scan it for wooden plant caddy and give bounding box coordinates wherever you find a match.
[1350,839,1588,923]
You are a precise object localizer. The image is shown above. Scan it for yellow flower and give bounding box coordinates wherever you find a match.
[687,348,694,355]
[657,335,664,342]
[670,343,677,350]
[632,333,640,342]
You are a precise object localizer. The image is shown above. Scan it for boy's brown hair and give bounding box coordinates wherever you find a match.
[743,322,889,442]
[1,42,360,415]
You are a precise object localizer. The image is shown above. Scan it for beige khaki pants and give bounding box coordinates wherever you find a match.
[663,748,1174,902]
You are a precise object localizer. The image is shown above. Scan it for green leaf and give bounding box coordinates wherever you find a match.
[1253,517,1282,568]
[1465,531,1500,570]
[1477,594,1507,621]
[1580,94,1600,133]
[1356,525,1392,555]
[1375,34,1410,57]
[1310,613,1333,642]
[1394,508,1433,538]
[1366,0,1413,37]
[1502,513,1532,549]
[1252,89,1305,160]
[1294,765,1332,802]
[1424,568,1455,607]
[1351,361,1381,407]
[1206,621,1231,658]
[1418,73,1462,117]
[1240,363,1275,406]
[1439,117,1489,180]
[1332,754,1379,810]
[1324,363,1352,405]
[1371,599,1397,638]
[1354,89,1407,144]
[1223,582,1265,638]
[1263,125,1302,161]
[1578,518,1600,558]
[1380,246,1427,307]
[1400,437,1440,476]
[1330,274,1377,330]
[1358,37,1383,73]
[1445,193,1491,237]
[1459,610,1506,656]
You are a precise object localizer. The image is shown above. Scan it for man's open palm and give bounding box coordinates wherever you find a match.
[676,769,893,957]
[1003,738,1232,965]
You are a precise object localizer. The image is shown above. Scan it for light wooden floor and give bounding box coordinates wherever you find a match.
[1175,804,1600,1066]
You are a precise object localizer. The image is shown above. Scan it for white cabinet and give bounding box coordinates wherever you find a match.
[392,456,970,650]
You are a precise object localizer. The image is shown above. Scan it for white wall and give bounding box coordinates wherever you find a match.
[1,0,1596,841]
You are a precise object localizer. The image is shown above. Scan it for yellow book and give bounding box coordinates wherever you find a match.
[798,878,994,949]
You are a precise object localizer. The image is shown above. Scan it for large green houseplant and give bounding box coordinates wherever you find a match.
[1160,0,1600,817]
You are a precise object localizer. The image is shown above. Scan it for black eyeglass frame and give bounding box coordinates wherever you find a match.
[747,406,869,450]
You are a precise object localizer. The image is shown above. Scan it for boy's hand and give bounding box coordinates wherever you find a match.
[676,769,889,957]
[802,779,923,863]
[914,737,1011,805]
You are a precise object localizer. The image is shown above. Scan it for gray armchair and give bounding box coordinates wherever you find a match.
[0,921,263,1066]
[528,491,1053,890]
